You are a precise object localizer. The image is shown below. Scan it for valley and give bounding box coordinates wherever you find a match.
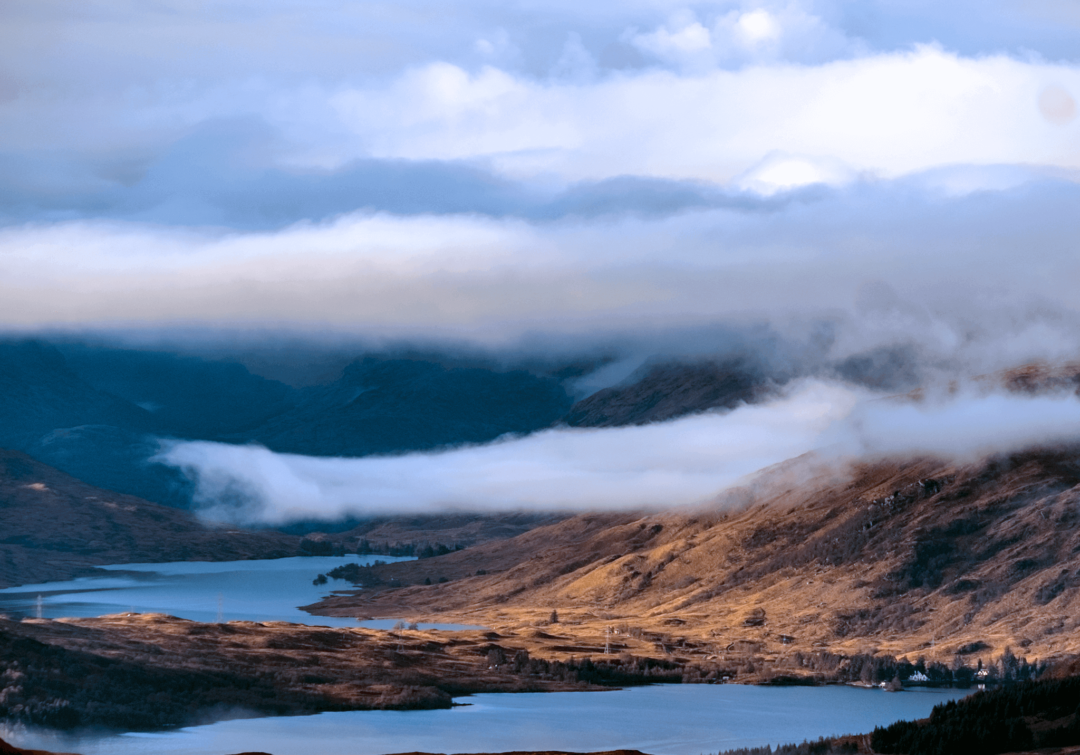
[4,340,1080,755]
[3,443,1073,742]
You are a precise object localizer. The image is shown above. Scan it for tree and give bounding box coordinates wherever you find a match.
[1001,646,1019,681]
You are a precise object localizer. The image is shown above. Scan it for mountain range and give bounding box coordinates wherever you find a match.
[0,338,771,510]
[0,340,581,507]
[8,337,1080,659]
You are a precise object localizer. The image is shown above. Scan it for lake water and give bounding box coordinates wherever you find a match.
[5,685,970,755]
[0,558,971,755]
[0,555,483,630]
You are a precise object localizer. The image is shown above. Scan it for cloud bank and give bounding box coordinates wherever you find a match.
[157,382,1080,524]
[3,1,1079,378]
[2,0,1079,226]
[5,177,1080,386]
[2,45,1078,226]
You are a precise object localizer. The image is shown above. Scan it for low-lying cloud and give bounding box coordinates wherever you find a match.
[6,177,1080,382]
[4,3,1080,382]
[156,381,1080,525]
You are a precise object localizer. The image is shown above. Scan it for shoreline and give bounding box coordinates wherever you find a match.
[1,611,992,739]
[2,684,975,755]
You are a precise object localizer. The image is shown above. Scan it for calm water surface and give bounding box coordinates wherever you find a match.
[0,556,482,630]
[6,685,970,755]
[0,559,971,755]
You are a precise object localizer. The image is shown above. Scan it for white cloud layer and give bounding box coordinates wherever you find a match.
[629,6,859,71]
[4,177,1080,378]
[3,1,1080,384]
[3,1,1080,200]
[157,381,1080,524]
[7,46,1077,190]
[343,48,1080,184]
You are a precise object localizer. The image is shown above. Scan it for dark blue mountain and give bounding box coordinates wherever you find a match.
[241,356,574,456]
[0,340,574,508]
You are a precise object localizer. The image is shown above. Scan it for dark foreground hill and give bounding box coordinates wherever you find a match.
[0,735,78,755]
[0,449,298,588]
[0,743,650,755]
[0,742,650,755]
[871,675,1080,755]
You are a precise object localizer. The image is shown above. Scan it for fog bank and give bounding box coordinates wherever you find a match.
[156,382,1080,524]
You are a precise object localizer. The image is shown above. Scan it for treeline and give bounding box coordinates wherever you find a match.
[301,538,464,559]
[715,739,857,755]
[298,538,348,557]
[478,643,1046,692]
[313,542,465,586]
[496,648,690,686]
[357,539,424,557]
[784,648,1044,687]
[358,540,463,558]
[320,561,383,586]
[871,676,1080,755]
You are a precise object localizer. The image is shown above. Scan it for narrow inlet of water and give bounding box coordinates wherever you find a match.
[0,556,483,630]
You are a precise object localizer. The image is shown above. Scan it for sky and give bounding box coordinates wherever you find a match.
[4,1,1080,519]
[1,0,1078,351]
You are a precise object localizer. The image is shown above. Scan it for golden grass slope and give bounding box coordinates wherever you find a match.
[311,447,1080,668]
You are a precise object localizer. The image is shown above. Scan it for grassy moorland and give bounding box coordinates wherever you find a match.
[309,447,1080,674]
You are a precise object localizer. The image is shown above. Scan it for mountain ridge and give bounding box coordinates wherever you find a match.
[307,445,1080,669]
[1,340,578,507]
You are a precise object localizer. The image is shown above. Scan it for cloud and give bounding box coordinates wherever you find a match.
[274,48,1080,185]
[630,5,859,70]
[6,1,1080,524]
[3,0,1080,243]
[842,389,1080,459]
[0,120,776,229]
[735,153,855,194]
[4,175,1080,375]
[157,380,859,522]
[4,18,1080,220]
[156,380,1080,524]
[3,1,1080,392]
